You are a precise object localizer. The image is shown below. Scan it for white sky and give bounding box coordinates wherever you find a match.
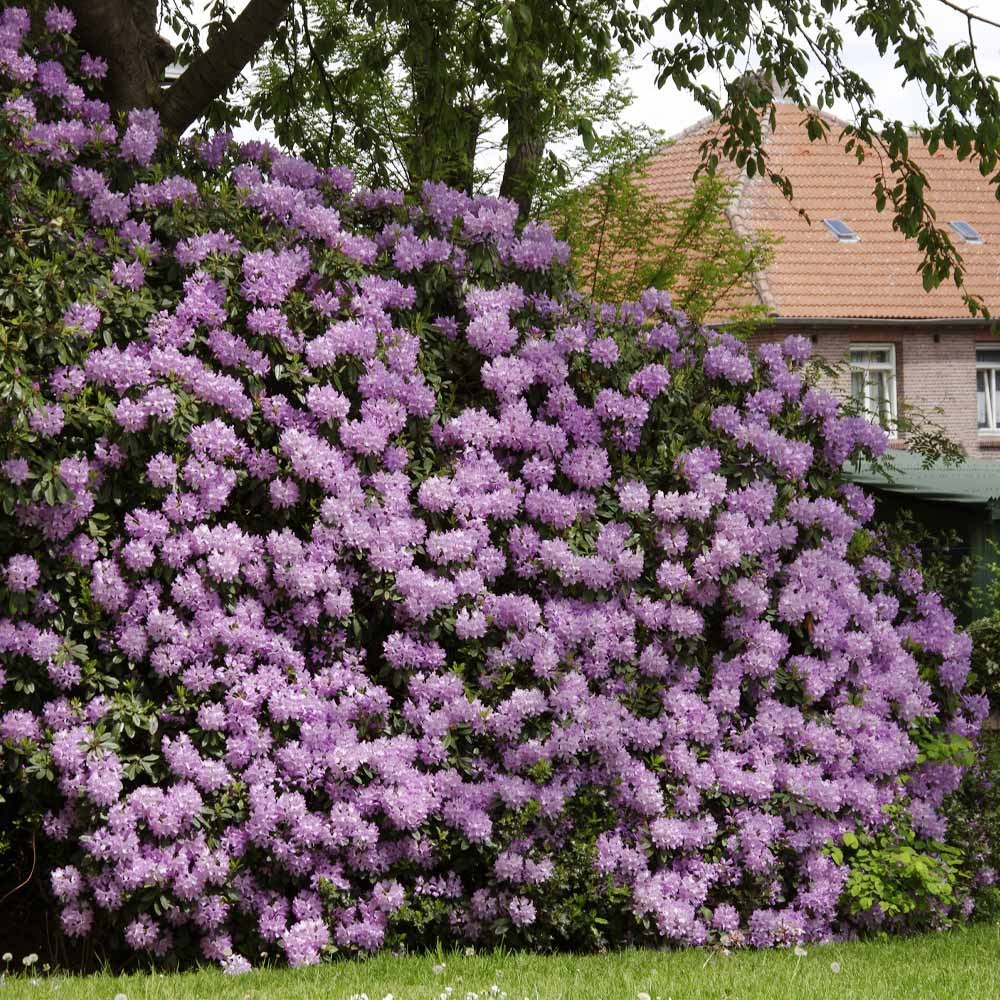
[621,0,1000,139]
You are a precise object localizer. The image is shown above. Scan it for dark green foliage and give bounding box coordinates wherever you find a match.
[968,619,1000,712]
[968,540,1000,710]
[945,730,1000,923]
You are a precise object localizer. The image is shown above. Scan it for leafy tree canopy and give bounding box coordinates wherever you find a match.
[539,130,776,328]
[248,0,650,218]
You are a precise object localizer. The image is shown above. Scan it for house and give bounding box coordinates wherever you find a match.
[638,100,1000,460]
[635,101,1000,613]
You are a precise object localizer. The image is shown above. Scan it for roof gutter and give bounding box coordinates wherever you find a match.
[756,316,993,328]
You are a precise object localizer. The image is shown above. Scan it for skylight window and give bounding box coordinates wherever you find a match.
[823,218,860,242]
[950,220,983,244]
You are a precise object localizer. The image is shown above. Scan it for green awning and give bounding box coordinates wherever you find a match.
[844,450,1000,508]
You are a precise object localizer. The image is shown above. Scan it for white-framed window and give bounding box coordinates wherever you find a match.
[976,348,1000,433]
[850,345,897,434]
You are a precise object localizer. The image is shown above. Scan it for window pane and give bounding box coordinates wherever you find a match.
[851,348,890,367]
[865,373,879,420]
[824,219,860,241]
[977,349,1000,366]
[952,220,983,243]
[851,370,865,408]
[978,370,988,428]
[877,371,892,428]
[850,349,896,431]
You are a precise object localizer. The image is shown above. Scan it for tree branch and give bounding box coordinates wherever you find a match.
[934,0,1000,32]
[0,831,36,907]
[297,1,331,162]
[159,0,295,134]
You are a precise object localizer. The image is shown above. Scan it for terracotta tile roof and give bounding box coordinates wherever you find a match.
[639,103,1000,320]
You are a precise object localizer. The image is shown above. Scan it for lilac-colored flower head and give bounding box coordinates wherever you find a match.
[6,554,40,591]
[44,7,76,34]
[62,301,101,334]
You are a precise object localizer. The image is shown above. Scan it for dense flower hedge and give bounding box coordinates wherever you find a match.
[0,5,988,970]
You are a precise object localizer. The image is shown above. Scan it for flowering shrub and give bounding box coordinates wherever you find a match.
[0,5,989,969]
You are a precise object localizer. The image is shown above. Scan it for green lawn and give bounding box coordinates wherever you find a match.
[3,923,997,1000]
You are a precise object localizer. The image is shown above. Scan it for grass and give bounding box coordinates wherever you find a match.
[2,923,997,1000]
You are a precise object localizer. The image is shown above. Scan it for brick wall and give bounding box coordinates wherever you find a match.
[749,323,1000,460]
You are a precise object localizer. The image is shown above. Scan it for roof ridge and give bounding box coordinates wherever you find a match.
[775,103,855,140]
[649,112,720,157]
[760,102,937,150]
[654,99,933,164]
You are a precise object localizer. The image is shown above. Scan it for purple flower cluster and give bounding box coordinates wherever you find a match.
[0,6,986,970]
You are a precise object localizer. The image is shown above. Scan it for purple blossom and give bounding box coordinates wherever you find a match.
[589,336,619,365]
[241,246,311,305]
[282,918,329,966]
[79,53,106,79]
[29,403,64,437]
[111,258,145,289]
[176,230,242,266]
[119,108,161,166]
[2,457,30,484]
[36,59,69,97]
[62,302,101,335]
[508,896,537,927]
[44,7,76,33]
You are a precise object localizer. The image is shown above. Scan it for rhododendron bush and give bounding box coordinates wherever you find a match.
[0,6,988,970]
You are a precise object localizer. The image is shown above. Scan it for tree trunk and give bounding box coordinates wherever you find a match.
[67,0,171,115]
[402,11,479,195]
[159,0,295,134]
[499,122,545,219]
[499,66,546,219]
[454,101,482,195]
[68,0,295,134]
